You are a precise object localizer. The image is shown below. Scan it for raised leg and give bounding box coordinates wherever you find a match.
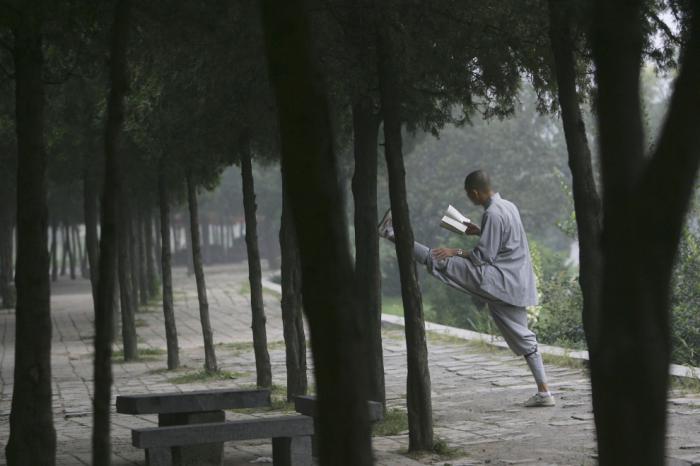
[272,436,312,466]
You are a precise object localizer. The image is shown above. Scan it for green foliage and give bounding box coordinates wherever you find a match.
[670,228,700,367]
[372,408,408,437]
[529,241,586,350]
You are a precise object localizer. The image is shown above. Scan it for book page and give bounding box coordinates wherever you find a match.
[445,205,470,225]
[440,216,468,234]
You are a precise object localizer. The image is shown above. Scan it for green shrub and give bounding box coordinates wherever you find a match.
[670,229,700,367]
[529,241,586,349]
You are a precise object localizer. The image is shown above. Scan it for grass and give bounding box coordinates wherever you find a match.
[168,369,249,384]
[216,340,286,354]
[372,408,408,437]
[541,352,588,371]
[112,347,166,362]
[671,375,700,394]
[382,296,405,317]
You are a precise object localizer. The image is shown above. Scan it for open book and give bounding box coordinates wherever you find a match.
[440,205,474,235]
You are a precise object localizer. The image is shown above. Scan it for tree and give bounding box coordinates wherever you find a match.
[240,131,272,387]
[187,173,218,372]
[279,176,307,401]
[374,6,434,449]
[545,0,603,350]
[0,80,15,310]
[92,1,132,463]
[261,0,373,463]
[158,160,180,370]
[588,1,700,464]
[5,5,56,465]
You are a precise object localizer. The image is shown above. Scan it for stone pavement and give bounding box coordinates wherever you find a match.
[0,262,699,465]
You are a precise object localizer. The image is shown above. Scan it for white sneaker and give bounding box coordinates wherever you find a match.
[377,208,394,240]
[524,393,556,408]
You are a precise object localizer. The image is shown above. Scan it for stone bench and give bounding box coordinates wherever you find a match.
[116,388,270,466]
[132,415,314,466]
[294,395,384,456]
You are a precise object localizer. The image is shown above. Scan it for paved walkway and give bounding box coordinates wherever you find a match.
[0,263,699,465]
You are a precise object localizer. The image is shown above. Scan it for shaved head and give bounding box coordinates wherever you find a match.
[464,170,492,192]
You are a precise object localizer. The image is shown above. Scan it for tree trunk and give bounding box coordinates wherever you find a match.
[261,2,373,463]
[158,164,180,370]
[66,224,75,280]
[60,223,69,277]
[547,0,603,349]
[118,201,138,361]
[50,220,58,282]
[184,211,194,275]
[73,225,85,279]
[6,14,56,466]
[154,211,162,277]
[376,19,433,451]
[240,138,272,388]
[279,183,307,401]
[92,2,131,464]
[137,208,148,305]
[128,207,141,311]
[144,207,158,298]
[0,198,15,309]
[186,173,218,372]
[351,97,385,406]
[83,159,100,304]
[589,3,700,465]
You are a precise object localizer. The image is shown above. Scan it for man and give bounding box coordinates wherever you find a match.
[378,170,554,407]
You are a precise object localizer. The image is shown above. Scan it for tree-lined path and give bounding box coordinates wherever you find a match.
[0,264,699,465]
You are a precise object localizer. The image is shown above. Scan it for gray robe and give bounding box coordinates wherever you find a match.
[467,193,538,307]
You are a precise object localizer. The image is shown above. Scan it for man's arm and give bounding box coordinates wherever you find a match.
[468,212,502,265]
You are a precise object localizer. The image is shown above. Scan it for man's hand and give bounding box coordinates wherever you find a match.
[432,247,459,261]
[464,221,481,236]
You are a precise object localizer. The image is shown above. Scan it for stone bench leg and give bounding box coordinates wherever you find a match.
[272,436,312,466]
[157,410,225,466]
[146,447,173,466]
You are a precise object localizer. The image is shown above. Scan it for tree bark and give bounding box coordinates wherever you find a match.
[158,164,180,370]
[128,206,141,310]
[240,137,272,388]
[154,211,162,276]
[279,178,307,401]
[92,2,131,464]
[73,225,86,279]
[136,207,148,305]
[187,173,218,372]
[50,220,58,282]
[83,157,100,304]
[61,223,70,277]
[589,2,700,465]
[6,13,56,466]
[0,197,15,309]
[351,97,385,407]
[144,207,158,298]
[376,17,433,451]
[118,200,138,361]
[261,2,373,463]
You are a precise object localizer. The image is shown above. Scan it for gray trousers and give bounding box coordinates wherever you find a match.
[413,242,547,386]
